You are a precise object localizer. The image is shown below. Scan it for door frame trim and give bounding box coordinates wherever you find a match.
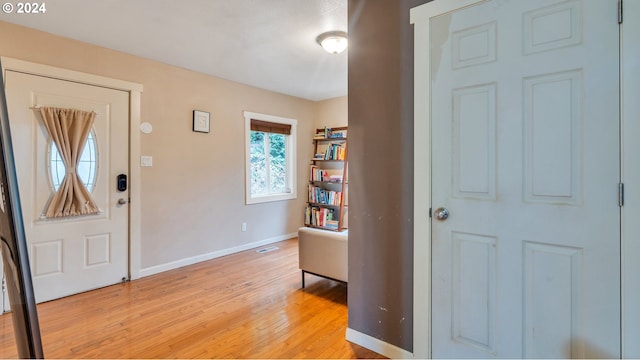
[411,0,639,358]
[620,0,640,356]
[1,57,144,281]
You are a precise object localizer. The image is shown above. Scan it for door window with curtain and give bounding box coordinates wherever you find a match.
[244,111,297,204]
[49,130,98,193]
[39,107,99,218]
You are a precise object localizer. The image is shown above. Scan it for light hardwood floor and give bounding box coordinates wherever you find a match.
[0,238,385,359]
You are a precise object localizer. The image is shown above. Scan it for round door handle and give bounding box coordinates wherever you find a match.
[434,207,449,221]
[117,198,127,205]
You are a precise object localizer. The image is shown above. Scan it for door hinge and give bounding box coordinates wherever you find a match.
[429,207,432,218]
[619,183,624,207]
[618,0,623,24]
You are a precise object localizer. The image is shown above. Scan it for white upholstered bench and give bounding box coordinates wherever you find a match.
[297,227,348,287]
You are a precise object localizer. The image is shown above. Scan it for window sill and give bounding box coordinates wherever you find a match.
[246,192,297,205]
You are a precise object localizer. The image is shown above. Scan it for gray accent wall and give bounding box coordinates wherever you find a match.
[347,0,431,352]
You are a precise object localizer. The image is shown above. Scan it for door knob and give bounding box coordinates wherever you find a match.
[117,198,127,205]
[434,207,449,221]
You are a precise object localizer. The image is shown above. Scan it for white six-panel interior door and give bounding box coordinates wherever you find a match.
[413,0,623,358]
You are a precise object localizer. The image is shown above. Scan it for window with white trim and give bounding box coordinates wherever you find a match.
[244,111,297,204]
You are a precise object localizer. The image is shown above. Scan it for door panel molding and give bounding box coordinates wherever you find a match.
[0,57,143,281]
[411,1,486,357]
[411,0,637,358]
[523,242,584,358]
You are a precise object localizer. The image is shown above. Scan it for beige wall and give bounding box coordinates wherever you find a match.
[315,96,348,129]
[0,21,318,271]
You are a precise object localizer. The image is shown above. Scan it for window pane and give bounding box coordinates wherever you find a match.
[49,131,98,193]
[269,133,287,194]
[250,131,267,196]
[79,140,92,162]
[53,160,65,188]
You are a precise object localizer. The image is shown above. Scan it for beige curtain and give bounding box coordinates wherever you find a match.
[40,107,99,217]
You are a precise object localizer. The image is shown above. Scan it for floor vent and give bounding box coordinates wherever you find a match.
[256,246,279,254]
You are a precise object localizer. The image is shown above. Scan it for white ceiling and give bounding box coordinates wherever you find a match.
[0,0,348,101]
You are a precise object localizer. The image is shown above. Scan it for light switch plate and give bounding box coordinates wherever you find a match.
[141,156,153,167]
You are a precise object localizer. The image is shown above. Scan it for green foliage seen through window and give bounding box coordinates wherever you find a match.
[250,131,287,196]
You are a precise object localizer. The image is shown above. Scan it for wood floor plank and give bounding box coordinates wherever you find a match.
[0,238,385,359]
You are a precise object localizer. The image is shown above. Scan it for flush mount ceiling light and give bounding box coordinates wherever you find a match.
[316,31,348,54]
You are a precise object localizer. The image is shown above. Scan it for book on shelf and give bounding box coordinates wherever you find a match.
[313,127,348,140]
[310,169,342,183]
[304,205,338,229]
[311,167,337,182]
[329,129,347,139]
[325,220,339,230]
[312,127,332,139]
[308,184,341,206]
[324,143,345,160]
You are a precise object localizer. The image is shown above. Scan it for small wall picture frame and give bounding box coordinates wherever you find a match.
[193,110,210,133]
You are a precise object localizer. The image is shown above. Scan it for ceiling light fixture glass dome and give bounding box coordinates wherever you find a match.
[316,31,348,54]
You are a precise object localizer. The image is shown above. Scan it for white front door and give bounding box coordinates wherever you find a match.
[4,71,129,303]
[422,0,620,358]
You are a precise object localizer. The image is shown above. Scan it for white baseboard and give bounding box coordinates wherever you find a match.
[139,233,297,278]
[346,327,414,359]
